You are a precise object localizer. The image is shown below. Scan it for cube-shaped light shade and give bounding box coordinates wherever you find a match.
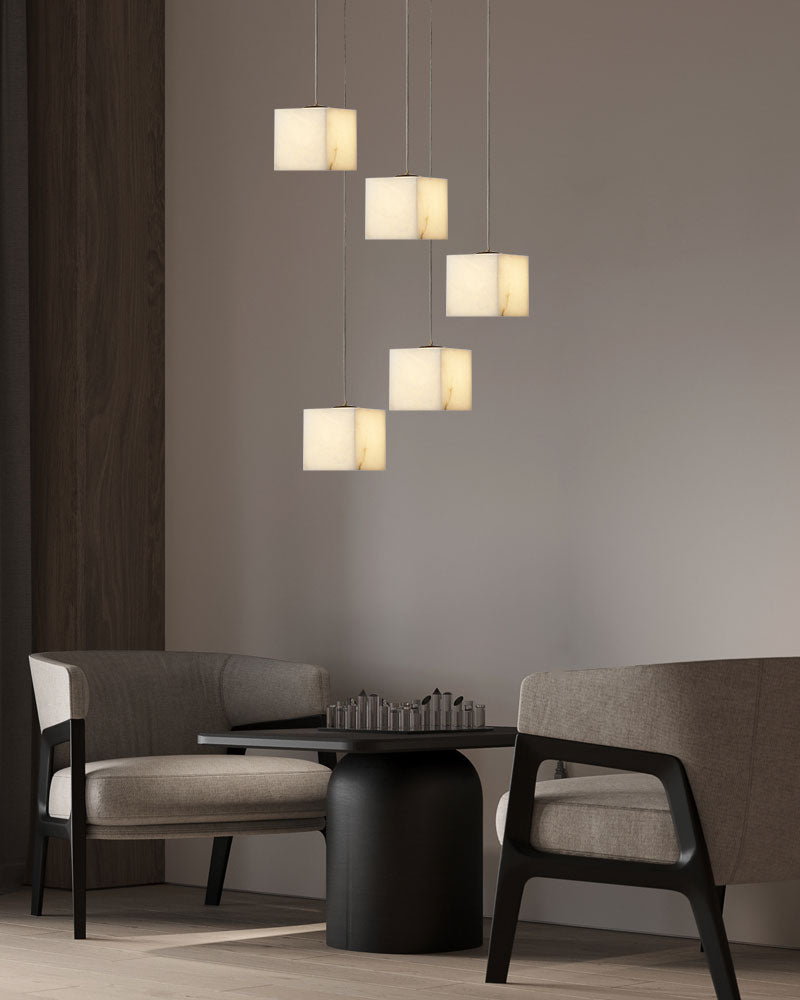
[389,348,472,411]
[303,407,386,470]
[446,253,529,316]
[274,107,357,171]
[365,176,448,239]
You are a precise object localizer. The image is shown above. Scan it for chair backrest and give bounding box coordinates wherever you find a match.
[517,658,800,885]
[30,650,329,764]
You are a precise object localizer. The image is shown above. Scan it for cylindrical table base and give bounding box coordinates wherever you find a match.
[325,749,483,953]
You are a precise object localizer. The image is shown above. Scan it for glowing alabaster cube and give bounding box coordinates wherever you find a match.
[274,107,357,171]
[389,347,472,411]
[365,175,448,239]
[446,252,529,317]
[303,407,386,471]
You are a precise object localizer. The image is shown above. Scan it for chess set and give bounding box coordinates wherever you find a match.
[324,689,487,733]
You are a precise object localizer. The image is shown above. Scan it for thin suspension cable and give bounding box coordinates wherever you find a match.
[428,0,432,178]
[314,0,319,105]
[342,0,348,404]
[341,185,347,412]
[428,0,433,345]
[404,0,410,174]
[428,245,433,345]
[485,0,491,251]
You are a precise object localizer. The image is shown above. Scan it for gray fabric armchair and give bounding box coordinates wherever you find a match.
[29,650,332,939]
[489,658,800,1000]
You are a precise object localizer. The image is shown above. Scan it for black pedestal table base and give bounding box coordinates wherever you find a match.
[326,750,483,953]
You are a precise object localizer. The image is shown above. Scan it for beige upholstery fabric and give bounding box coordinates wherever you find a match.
[735,659,800,884]
[515,659,800,885]
[497,774,679,865]
[49,755,330,826]
[29,651,329,762]
[221,655,329,729]
[29,656,90,733]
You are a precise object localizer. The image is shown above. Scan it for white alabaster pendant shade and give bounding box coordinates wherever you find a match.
[389,348,472,411]
[274,107,357,171]
[446,252,530,317]
[303,407,386,470]
[365,176,448,239]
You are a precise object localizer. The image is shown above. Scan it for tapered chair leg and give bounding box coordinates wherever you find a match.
[701,885,726,953]
[205,836,233,905]
[486,851,528,984]
[30,831,48,916]
[687,883,740,1000]
[71,830,86,940]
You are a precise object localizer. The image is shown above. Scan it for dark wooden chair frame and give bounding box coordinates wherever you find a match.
[31,714,336,939]
[32,719,87,938]
[487,733,741,1000]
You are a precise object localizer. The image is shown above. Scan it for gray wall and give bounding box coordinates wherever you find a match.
[165,0,800,945]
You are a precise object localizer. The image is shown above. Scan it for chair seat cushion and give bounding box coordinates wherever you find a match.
[496,773,680,865]
[49,754,331,827]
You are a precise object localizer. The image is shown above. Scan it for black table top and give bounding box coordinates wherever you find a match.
[197,726,518,754]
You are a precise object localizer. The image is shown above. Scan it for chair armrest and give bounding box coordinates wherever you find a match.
[499,731,720,899]
[30,655,90,731]
[36,719,86,835]
[504,733,697,864]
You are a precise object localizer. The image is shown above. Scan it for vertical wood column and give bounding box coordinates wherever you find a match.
[28,0,165,889]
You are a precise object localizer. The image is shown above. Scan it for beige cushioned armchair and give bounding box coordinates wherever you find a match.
[489,658,800,1000]
[30,651,332,939]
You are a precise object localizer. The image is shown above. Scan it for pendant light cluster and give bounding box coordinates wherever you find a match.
[275,0,529,470]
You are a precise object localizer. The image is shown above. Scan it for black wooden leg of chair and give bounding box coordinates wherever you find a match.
[30,831,48,916]
[700,885,726,953]
[71,829,86,940]
[486,851,528,984]
[69,718,87,940]
[687,882,740,1000]
[205,837,233,905]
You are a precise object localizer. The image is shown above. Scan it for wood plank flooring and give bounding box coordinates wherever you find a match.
[0,885,798,999]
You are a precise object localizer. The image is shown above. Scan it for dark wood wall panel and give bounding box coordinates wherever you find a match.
[81,0,165,648]
[28,0,165,890]
[28,0,81,652]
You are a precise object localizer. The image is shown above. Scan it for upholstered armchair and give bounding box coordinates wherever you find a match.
[29,651,332,940]
[489,658,800,1000]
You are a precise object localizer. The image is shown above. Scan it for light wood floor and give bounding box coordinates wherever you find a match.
[0,885,798,999]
